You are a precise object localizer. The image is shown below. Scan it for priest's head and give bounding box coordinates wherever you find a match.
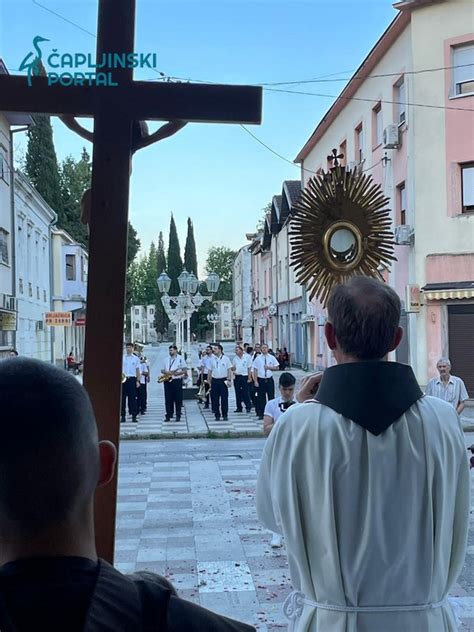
[0,358,116,564]
[326,276,403,363]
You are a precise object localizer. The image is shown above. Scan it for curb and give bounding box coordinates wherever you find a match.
[120,431,265,440]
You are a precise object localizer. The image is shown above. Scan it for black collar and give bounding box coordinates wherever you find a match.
[316,361,423,436]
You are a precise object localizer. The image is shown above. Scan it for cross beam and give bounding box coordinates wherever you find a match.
[1,0,262,563]
[0,77,262,124]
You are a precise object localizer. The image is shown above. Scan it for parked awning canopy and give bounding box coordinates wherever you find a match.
[422,282,474,301]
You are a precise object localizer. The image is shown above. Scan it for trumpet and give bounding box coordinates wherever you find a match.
[158,372,173,383]
[122,373,127,384]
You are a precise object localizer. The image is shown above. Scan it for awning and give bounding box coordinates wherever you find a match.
[424,289,474,300]
[422,281,474,301]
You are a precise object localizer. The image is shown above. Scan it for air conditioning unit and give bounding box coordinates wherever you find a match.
[383,125,400,149]
[394,224,414,245]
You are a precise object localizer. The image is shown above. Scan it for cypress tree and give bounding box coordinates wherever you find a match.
[167,215,183,296]
[25,114,63,215]
[154,232,168,335]
[184,217,198,276]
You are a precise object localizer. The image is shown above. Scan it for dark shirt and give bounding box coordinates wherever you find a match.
[0,556,99,632]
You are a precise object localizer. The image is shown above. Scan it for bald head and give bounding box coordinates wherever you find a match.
[327,277,401,360]
[0,358,100,536]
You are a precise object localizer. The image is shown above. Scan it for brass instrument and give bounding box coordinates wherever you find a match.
[122,373,127,383]
[158,372,173,383]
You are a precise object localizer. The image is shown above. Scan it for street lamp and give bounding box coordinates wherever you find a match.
[207,312,220,342]
[156,268,220,368]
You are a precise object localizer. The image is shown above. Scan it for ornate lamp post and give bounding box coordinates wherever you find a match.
[207,312,220,342]
[157,269,220,366]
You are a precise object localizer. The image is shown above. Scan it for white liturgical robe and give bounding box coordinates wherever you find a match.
[256,361,469,632]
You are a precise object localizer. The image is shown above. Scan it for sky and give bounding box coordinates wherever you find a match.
[0,0,398,276]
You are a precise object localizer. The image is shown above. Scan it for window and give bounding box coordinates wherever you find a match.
[224,305,229,313]
[453,44,474,96]
[19,279,24,294]
[135,323,140,329]
[461,164,474,212]
[65,254,76,281]
[0,146,9,184]
[373,103,383,147]
[149,308,154,315]
[43,289,47,302]
[135,308,139,315]
[0,229,8,264]
[339,140,347,167]
[278,260,282,280]
[355,125,364,161]
[398,182,407,225]
[28,282,32,297]
[36,286,40,300]
[395,78,406,125]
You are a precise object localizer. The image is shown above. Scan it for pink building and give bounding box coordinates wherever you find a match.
[295,0,474,394]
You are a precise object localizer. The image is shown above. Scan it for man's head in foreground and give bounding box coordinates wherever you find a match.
[326,276,403,363]
[0,358,116,565]
[278,372,296,402]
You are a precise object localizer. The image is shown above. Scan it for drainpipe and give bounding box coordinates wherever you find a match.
[9,126,29,350]
[48,214,57,364]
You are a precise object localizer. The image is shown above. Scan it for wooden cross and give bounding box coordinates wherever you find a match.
[0,0,262,562]
[327,148,344,168]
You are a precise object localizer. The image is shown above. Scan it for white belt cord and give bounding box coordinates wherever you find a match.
[283,591,447,631]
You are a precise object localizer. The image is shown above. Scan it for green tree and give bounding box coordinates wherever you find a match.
[184,217,198,276]
[59,148,91,244]
[167,215,183,296]
[155,231,169,335]
[205,246,237,300]
[25,114,63,215]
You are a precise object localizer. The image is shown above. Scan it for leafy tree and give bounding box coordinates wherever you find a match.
[144,242,158,304]
[167,215,183,296]
[25,114,63,216]
[155,231,168,334]
[127,221,140,266]
[184,217,198,276]
[205,246,237,300]
[59,148,91,244]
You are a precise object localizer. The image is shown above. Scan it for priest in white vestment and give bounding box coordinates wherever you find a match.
[256,277,469,632]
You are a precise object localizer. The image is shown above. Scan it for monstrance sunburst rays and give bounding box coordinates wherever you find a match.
[290,165,396,307]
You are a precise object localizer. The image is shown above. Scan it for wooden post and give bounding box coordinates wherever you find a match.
[84,0,135,563]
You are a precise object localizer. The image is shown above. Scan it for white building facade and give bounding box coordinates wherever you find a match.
[232,245,253,344]
[14,170,56,361]
[131,304,157,343]
[51,228,88,366]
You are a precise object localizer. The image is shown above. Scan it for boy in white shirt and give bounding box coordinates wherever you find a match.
[263,372,297,548]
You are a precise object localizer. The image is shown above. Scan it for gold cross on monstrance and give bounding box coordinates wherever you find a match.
[0,0,262,562]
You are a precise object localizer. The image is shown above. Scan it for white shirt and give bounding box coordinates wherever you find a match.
[209,354,232,379]
[199,354,214,375]
[264,396,297,423]
[232,354,252,376]
[425,375,469,408]
[252,353,279,378]
[256,396,469,631]
[139,361,149,385]
[123,353,140,378]
[162,354,186,380]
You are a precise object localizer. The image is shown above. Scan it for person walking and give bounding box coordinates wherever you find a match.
[252,343,280,420]
[121,342,140,423]
[198,345,214,409]
[257,277,469,632]
[232,345,252,413]
[161,345,187,422]
[208,344,232,421]
[425,357,469,415]
[137,355,149,415]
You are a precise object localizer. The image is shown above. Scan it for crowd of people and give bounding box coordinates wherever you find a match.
[1,276,471,630]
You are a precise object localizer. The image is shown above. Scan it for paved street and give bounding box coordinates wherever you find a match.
[114,437,474,631]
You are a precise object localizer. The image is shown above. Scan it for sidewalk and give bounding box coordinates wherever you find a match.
[120,366,309,439]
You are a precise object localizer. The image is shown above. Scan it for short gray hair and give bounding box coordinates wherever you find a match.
[327,276,401,360]
[437,357,451,368]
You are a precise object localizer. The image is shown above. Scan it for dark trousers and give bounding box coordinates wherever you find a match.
[249,382,258,410]
[164,379,183,419]
[211,378,228,418]
[256,377,275,417]
[121,377,137,418]
[234,375,251,412]
[138,383,147,413]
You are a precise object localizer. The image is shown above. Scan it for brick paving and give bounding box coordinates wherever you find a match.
[115,438,474,631]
